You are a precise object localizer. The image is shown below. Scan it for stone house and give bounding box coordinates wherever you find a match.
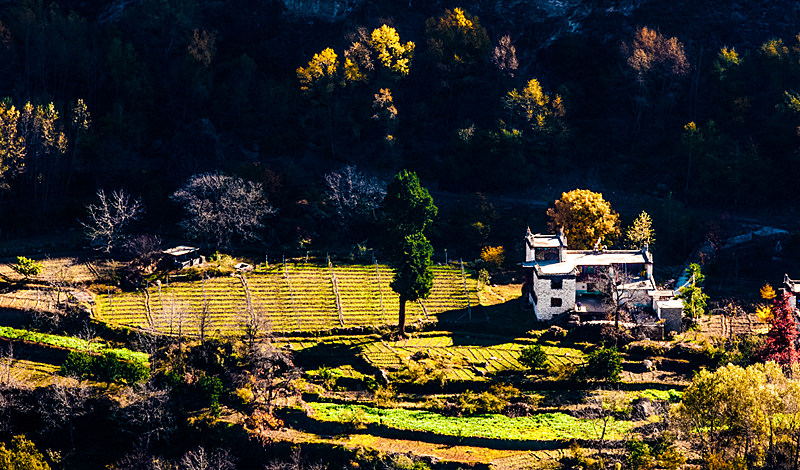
[522,228,657,322]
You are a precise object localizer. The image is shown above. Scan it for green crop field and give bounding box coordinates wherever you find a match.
[96,262,479,336]
[308,402,636,441]
[0,325,149,363]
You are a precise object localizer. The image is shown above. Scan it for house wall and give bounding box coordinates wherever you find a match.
[658,306,682,334]
[532,272,576,320]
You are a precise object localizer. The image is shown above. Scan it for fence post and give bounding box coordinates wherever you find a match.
[461,259,471,321]
[283,255,299,328]
[375,258,386,322]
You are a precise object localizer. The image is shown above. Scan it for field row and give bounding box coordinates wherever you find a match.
[308,402,635,441]
[96,263,479,335]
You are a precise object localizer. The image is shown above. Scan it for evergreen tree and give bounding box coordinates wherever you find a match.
[382,170,437,337]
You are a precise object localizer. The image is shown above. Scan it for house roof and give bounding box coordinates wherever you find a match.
[531,234,562,248]
[656,299,684,310]
[524,249,651,275]
[162,246,199,257]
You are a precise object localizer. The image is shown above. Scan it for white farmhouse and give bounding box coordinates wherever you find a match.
[521,228,656,321]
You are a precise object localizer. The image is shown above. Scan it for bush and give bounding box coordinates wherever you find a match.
[456,389,506,415]
[197,375,225,415]
[59,350,150,384]
[11,256,43,279]
[374,385,397,407]
[480,246,505,271]
[60,351,93,378]
[518,344,549,372]
[314,366,343,390]
[577,347,622,382]
[626,438,654,470]
[477,268,490,287]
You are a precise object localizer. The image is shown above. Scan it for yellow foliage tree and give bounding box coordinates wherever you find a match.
[625,211,655,249]
[504,78,565,135]
[425,8,490,76]
[547,189,620,250]
[760,283,776,300]
[369,25,415,78]
[0,103,26,188]
[296,47,340,95]
[480,246,505,271]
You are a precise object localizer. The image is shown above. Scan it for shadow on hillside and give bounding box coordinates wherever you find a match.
[278,407,619,451]
[293,341,378,376]
[0,338,69,367]
[434,299,541,346]
[0,308,33,329]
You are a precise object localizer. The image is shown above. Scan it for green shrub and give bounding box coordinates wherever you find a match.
[518,344,549,372]
[12,256,43,279]
[59,350,149,385]
[315,366,343,390]
[60,351,93,378]
[197,375,225,415]
[577,347,622,382]
[626,438,654,470]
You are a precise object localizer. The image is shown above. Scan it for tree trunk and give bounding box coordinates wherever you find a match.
[398,296,407,338]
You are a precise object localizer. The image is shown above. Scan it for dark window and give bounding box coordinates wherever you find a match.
[587,283,596,292]
[551,297,562,307]
[551,278,563,289]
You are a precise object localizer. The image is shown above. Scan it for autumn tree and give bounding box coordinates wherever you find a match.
[760,292,799,367]
[492,35,518,78]
[425,8,490,77]
[372,88,399,148]
[82,188,144,254]
[0,435,51,470]
[382,170,437,337]
[298,24,414,155]
[171,173,274,251]
[546,189,620,250]
[622,26,690,129]
[676,362,800,465]
[504,78,565,136]
[625,211,655,249]
[369,25,414,79]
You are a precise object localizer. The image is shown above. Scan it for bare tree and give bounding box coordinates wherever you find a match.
[37,382,92,452]
[264,447,327,470]
[238,343,300,414]
[171,173,274,250]
[178,446,236,470]
[322,165,385,227]
[197,274,213,344]
[590,267,650,331]
[116,383,176,451]
[111,450,170,470]
[82,188,144,254]
[492,34,518,78]
[583,389,629,462]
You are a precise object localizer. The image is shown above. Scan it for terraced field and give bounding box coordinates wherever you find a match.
[96,262,479,336]
[273,333,585,382]
[0,357,65,387]
[359,334,584,381]
[0,257,114,284]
